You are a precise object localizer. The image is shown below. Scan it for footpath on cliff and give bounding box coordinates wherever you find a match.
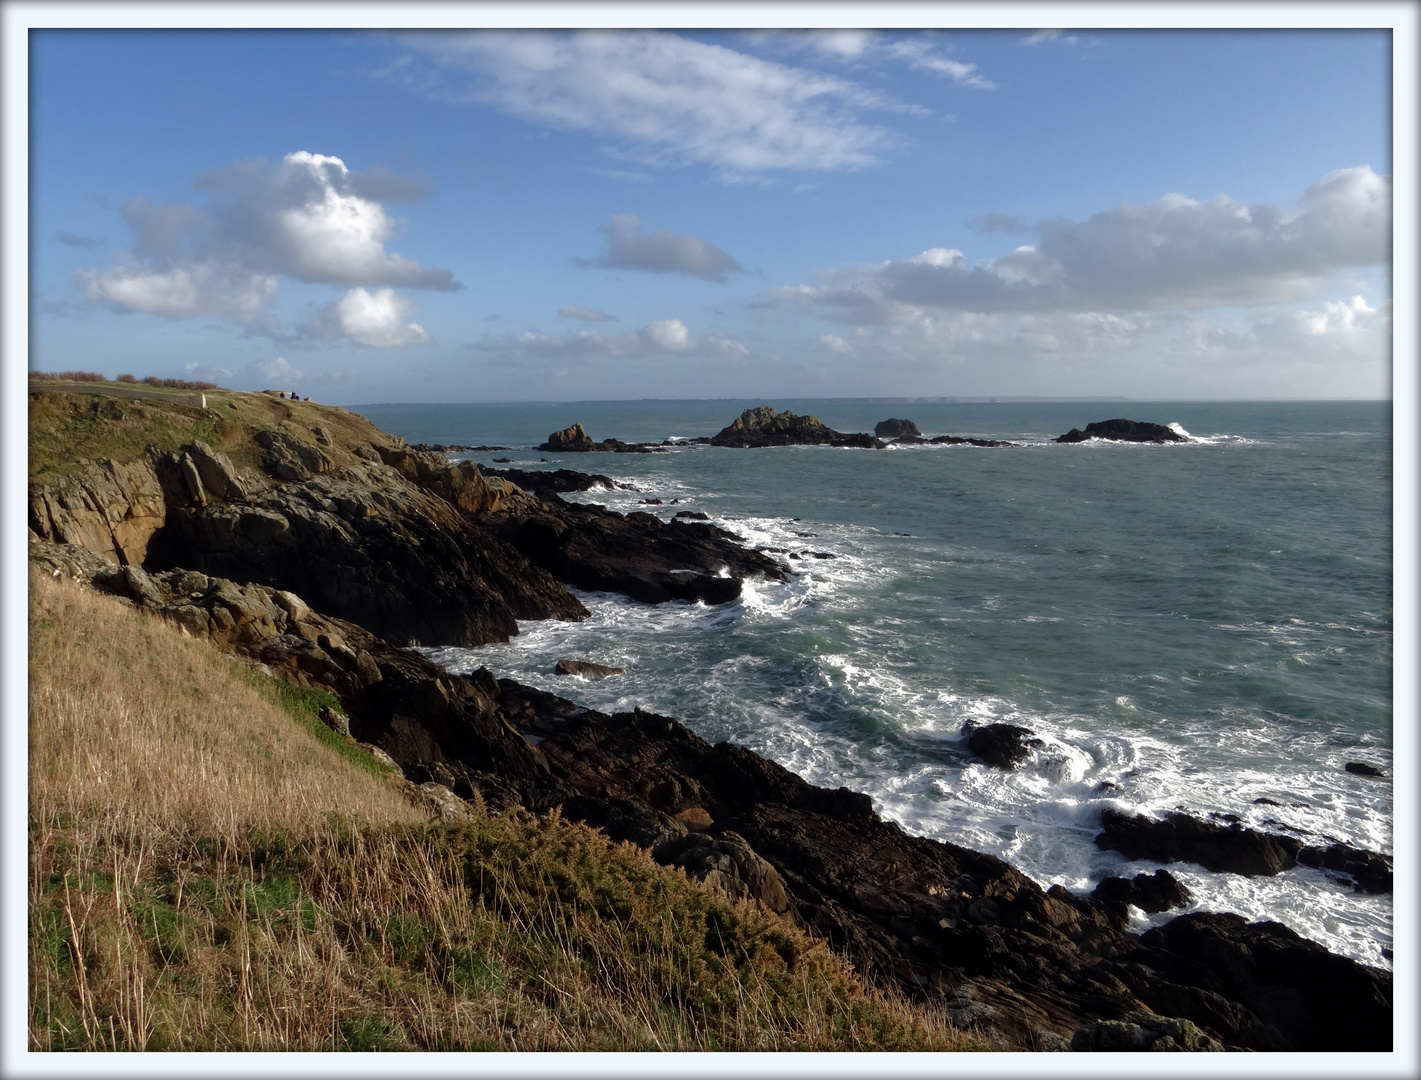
[26,385,1393,1052]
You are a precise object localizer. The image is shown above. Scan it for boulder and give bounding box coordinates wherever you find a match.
[555,659,625,679]
[1091,869,1193,914]
[965,722,1042,770]
[542,422,595,452]
[874,418,921,438]
[1056,419,1188,444]
[187,440,247,501]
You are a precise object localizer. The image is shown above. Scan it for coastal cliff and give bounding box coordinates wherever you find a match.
[28,385,1392,1051]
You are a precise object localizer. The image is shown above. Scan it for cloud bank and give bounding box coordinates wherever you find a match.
[767,166,1390,323]
[472,317,747,361]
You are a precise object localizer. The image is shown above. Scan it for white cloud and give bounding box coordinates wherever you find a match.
[558,304,617,322]
[79,262,279,321]
[640,318,693,351]
[247,356,305,384]
[472,317,743,361]
[77,152,456,343]
[386,30,898,180]
[575,214,744,281]
[883,38,995,89]
[768,166,1391,320]
[818,333,854,354]
[311,288,435,348]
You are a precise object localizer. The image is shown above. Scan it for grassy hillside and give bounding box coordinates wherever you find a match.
[28,569,976,1052]
[28,383,403,485]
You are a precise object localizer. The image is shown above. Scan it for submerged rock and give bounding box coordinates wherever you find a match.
[555,659,625,679]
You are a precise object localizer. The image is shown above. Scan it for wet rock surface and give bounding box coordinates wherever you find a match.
[538,422,662,454]
[874,418,921,438]
[1057,419,1188,444]
[1090,870,1193,915]
[965,722,1043,769]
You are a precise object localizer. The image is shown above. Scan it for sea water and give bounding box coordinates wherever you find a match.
[357,399,1393,969]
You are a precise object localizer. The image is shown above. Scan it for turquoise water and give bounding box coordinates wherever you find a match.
[358,399,1393,967]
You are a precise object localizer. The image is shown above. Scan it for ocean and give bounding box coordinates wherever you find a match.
[356,399,1393,970]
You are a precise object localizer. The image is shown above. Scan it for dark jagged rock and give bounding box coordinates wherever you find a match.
[965,723,1042,770]
[555,659,625,679]
[1091,869,1193,915]
[538,422,662,454]
[1095,809,1302,876]
[1056,419,1188,444]
[875,418,921,438]
[1345,761,1386,777]
[1297,843,1393,894]
[481,465,617,495]
[673,510,710,521]
[927,434,1017,447]
[145,456,585,648]
[709,406,886,449]
[495,492,786,606]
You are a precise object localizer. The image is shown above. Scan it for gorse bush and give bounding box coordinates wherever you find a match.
[28,570,977,1052]
[29,370,107,383]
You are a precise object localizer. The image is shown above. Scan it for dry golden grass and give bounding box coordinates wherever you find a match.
[28,567,979,1052]
[29,567,423,839]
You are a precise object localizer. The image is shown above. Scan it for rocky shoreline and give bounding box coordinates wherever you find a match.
[27,390,1389,1051]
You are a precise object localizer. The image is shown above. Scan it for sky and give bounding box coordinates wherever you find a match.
[26,24,1396,404]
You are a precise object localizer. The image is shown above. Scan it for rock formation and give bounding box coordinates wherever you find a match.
[875,418,921,438]
[1057,419,1188,444]
[538,422,661,453]
[710,406,885,449]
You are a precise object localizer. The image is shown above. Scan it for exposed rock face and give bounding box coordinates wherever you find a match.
[555,659,625,679]
[148,457,587,647]
[875,418,921,438]
[710,407,885,449]
[1057,419,1188,444]
[1090,869,1193,915]
[965,723,1042,770]
[29,456,169,566]
[1296,843,1393,894]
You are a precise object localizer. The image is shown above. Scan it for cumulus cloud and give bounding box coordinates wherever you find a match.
[300,288,435,348]
[767,166,1391,321]
[558,304,617,322]
[575,215,744,282]
[77,152,457,344]
[385,30,898,180]
[472,317,744,361]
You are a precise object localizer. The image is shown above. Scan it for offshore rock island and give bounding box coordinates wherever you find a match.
[27,386,1387,1051]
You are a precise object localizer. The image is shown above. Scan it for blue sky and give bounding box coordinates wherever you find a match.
[27,25,1395,403]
